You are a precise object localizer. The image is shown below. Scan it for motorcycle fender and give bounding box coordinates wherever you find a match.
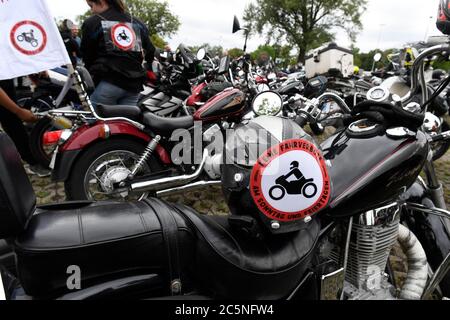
[53,122,171,181]
[51,149,81,182]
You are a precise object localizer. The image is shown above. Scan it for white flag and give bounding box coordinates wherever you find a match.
[0,0,71,80]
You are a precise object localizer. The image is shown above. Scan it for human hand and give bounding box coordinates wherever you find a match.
[16,108,39,123]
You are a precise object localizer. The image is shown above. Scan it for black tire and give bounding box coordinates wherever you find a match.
[432,120,450,161]
[65,138,163,201]
[269,185,285,201]
[29,116,55,168]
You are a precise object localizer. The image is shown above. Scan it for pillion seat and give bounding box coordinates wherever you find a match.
[0,133,320,299]
[96,104,142,121]
[142,111,194,135]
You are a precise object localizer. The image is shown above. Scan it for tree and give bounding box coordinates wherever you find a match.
[244,0,368,63]
[227,48,244,59]
[188,44,224,58]
[251,44,294,68]
[77,0,180,40]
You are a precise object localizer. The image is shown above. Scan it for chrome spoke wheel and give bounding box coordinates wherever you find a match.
[83,150,150,201]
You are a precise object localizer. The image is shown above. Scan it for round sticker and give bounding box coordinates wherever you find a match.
[111,23,135,51]
[10,20,47,55]
[250,139,331,222]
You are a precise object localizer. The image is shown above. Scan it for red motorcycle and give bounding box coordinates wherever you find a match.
[51,86,248,201]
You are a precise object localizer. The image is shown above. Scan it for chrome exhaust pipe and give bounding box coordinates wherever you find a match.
[130,150,208,193]
[156,180,222,197]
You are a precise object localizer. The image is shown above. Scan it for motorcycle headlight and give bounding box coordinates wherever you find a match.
[252,91,283,116]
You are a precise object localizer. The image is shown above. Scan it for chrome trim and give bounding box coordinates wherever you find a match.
[402,44,450,103]
[422,252,450,300]
[156,180,222,197]
[348,119,380,133]
[0,272,6,300]
[403,203,450,220]
[67,65,145,131]
[103,124,111,139]
[321,268,345,300]
[131,150,208,193]
[341,217,353,300]
[58,130,74,146]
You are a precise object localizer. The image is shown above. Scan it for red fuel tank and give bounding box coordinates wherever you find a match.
[193,88,246,122]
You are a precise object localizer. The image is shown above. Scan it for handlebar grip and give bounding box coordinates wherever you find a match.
[295,115,308,127]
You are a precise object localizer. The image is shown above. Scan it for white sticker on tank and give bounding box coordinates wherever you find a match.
[250,139,331,222]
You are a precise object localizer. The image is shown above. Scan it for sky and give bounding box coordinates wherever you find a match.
[46,0,441,53]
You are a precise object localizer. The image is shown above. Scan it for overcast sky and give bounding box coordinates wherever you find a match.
[46,0,441,53]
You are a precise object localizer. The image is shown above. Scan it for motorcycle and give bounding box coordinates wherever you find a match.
[1,69,450,299]
[50,77,250,201]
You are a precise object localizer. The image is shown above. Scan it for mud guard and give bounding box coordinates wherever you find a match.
[52,121,171,182]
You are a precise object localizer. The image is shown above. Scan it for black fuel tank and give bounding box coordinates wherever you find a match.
[321,130,429,218]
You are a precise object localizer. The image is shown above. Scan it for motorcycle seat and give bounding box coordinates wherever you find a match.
[142,111,194,134]
[96,104,142,121]
[14,199,196,298]
[172,204,321,300]
[0,239,10,256]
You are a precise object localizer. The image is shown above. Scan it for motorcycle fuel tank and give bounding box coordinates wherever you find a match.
[194,88,246,122]
[321,128,429,218]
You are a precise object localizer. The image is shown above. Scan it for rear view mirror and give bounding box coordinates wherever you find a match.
[197,48,206,61]
[233,16,241,34]
[374,53,382,62]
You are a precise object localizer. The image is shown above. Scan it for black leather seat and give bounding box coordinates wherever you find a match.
[0,240,11,258]
[172,204,321,300]
[142,111,194,135]
[96,104,142,121]
[14,199,195,297]
[0,133,320,299]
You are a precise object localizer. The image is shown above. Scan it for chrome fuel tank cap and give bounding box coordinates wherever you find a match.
[386,127,416,139]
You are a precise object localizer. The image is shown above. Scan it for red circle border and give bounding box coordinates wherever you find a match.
[250,139,331,222]
[111,23,135,51]
[10,20,47,56]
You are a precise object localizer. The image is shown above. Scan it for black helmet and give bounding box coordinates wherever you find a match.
[290,161,299,169]
[221,116,331,236]
[437,0,450,35]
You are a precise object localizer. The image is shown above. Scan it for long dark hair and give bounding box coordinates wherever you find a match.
[91,0,127,13]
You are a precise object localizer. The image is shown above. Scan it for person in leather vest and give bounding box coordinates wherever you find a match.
[81,0,156,106]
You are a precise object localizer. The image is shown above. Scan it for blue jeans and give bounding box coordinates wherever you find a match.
[90,81,139,107]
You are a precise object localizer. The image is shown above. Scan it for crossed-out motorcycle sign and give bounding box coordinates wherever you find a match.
[10,20,47,55]
[111,23,136,51]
